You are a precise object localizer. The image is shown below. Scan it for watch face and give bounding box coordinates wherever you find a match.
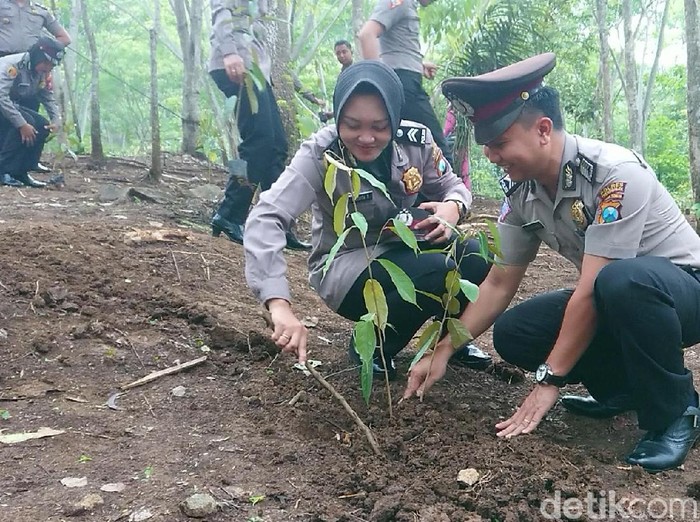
[535,364,548,382]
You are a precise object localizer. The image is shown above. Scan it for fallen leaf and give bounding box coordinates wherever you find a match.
[300,316,319,328]
[293,359,321,376]
[61,476,88,488]
[0,427,64,444]
[107,392,124,410]
[128,507,154,521]
[101,482,126,493]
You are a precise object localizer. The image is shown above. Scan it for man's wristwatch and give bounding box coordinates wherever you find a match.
[535,363,567,387]
[445,199,468,223]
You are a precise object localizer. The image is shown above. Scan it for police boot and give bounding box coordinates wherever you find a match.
[1,173,23,187]
[452,342,492,370]
[12,172,46,188]
[626,406,700,473]
[211,213,245,245]
[561,394,634,419]
[32,162,51,173]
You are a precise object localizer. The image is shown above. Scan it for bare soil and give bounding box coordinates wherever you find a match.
[1,155,700,522]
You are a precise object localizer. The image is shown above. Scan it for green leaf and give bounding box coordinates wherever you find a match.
[388,218,419,252]
[0,409,10,420]
[324,162,337,200]
[363,279,388,331]
[377,258,417,306]
[486,219,502,259]
[416,289,442,304]
[324,151,353,172]
[350,170,362,199]
[321,229,350,277]
[351,212,368,238]
[354,319,377,404]
[354,168,393,204]
[333,193,349,236]
[249,494,265,506]
[224,95,238,118]
[409,320,441,371]
[445,295,461,315]
[143,466,153,479]
[248,58,267,92]
[444,269,461,297]
[459,278,480,302]
[477,231,489,260]
[244,76,259,114]
[446,317,472,348]
[78,454,92,464]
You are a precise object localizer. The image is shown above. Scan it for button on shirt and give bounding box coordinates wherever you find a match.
[369,0,423,74]
[244,121,471,311]
[498,133,700,270]
[0,1,61,55]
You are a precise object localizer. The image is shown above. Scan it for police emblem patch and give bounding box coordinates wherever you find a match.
[595,181,626,224]
[432,143,447,176]
[401,166,422,194]
[570,199,588,231]
[563,162,576,191]
[6,65,16,79]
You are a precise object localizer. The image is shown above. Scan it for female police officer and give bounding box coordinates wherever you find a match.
[243,61,491,377]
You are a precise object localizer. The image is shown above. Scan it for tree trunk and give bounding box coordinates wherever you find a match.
[149,0,162,183]
[594,0,613,141]
[352,0,363,51]
[621,0,642,152]
[79,0,103,161]
[267,0,298,149]
[171,0,203,156]
[686,0,700,234]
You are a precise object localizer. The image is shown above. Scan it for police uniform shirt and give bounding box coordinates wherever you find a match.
[244,121,470,311]
[208,0,272,82]
[0,1,61,55]
[498,133,700,271]
[0,52,58,126]
[369,0,423,75]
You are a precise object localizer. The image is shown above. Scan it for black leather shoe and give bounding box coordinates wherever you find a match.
[626,406,700,473]
[561,394,634,419]
[13,172,46,188]
[285,232,311,251]
[32,162,51,173]
[1,173,22,187]
[211,213,244,244]
[451,342,492,370]
[348,339,397,381]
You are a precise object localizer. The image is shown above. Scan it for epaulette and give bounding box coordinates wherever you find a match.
[395,124,427,146]
[575,153,596,183]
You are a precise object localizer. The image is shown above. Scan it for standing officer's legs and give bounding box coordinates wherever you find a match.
[394,69,453,168]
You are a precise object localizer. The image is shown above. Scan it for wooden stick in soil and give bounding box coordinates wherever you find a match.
[304,361,383,457]
[121,356,207,390]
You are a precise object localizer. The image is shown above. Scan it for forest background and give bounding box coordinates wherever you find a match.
[49,0,699,214]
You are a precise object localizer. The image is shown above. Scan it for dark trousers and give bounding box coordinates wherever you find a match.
[394,68,453,168]
[493,256,700,431]
[210,69,289,224]
[338,239,491,357]
[0,107,48,177]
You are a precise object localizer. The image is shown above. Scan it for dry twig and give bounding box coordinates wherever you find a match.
[114,328,145,370]
[304,361,383,457]
[170,249,182,283]
[121,356,208,390]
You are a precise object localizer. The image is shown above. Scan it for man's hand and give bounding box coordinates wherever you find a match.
[223,54,246,84]
[423,61,438,80]
[495,384,560,438]
[267,298,308,363]
[415,200,461,243]
[403,349,451,400]
[45,123,59,133]
[19,124,37,145]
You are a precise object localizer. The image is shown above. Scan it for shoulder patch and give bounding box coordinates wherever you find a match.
[431,143,447,176]
[395,124,426,145]
[498,199,512,223]
[6,65,16,79]
[595,181,626,224]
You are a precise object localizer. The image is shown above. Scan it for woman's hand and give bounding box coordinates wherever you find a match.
[415,201,461,243]
[267,298,308,363]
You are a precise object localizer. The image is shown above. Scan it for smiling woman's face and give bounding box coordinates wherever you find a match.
[337,92,392,163]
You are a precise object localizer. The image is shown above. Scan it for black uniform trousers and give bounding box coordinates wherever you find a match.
[338,239,491,358]
[210,69,288,224]
[394,68,453,168]
[493,256,700,432]
[0,106,49,178]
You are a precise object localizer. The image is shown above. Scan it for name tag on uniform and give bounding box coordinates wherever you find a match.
[522,220,545,232]
[355,191,373,202]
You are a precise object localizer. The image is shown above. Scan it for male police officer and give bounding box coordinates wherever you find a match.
[358,0,453,167]
[208,0,310,251]
[334,40,354,72]
[404,53,700,473]
[0,36,63,188]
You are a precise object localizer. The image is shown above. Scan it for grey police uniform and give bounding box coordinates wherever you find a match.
[0,52,58,124]
[498,133,700,270]
[244,121,471,312]
[0,0,61,55]
[208,0,271,81]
